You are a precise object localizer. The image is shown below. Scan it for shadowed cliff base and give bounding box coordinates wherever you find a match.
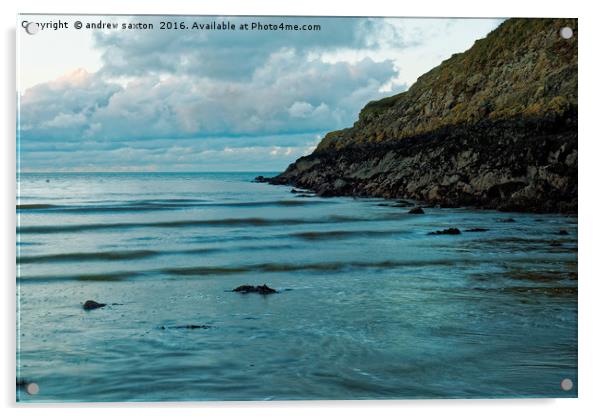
[263,18,577,214]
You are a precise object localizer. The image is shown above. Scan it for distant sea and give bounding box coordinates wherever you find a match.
[16,172,577,401]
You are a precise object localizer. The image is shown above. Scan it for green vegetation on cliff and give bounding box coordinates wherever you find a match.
[317,18,577,151]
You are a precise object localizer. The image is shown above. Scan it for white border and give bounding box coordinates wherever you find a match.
[2,1,600,415]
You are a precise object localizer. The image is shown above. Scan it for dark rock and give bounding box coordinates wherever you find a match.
[465,228,489,232]
[175,324,211,329]
[254,176,269,183]
[233,284,277,294]
[428,228,461,235]
[83,300,106,310]
[233,284,255,292]
[408,207,425,214]
[498,218,516,223]
[559,229,569,235]
[316,184,336,197]
[263,120,577,213]
[160,324,211,330]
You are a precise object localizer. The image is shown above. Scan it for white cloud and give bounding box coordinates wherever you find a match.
[288,101,314,118]
[42,112,87,128]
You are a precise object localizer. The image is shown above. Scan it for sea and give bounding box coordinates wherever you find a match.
[16,172,578,401]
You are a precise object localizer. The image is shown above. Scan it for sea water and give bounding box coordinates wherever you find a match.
[16,172,577,401]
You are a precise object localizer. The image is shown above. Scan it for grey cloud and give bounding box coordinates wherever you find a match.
[93,16,418,80]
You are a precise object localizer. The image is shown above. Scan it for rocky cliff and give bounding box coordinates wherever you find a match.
[265,18,577,213]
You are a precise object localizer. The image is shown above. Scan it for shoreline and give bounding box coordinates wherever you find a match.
[257,178,579,217]
[259,115,577,215]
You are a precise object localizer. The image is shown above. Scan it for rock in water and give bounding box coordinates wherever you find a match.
[160,324,212,330]
[428,228,461,235]
[408,207,425,214]
[233,284,254,293]
[261,19,577,214]
[465,228,489,232]
[233,284,277,294]
[83,300,106,310]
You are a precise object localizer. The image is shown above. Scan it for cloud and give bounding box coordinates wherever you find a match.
[288,101,314,118]
[18,16,503,171]
[92,16,414,81]
[20,52,399,142]
[19,68,121,139]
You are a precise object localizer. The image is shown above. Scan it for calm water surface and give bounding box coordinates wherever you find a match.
[16,172,577,401]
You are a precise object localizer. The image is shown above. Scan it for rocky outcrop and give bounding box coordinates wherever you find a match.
[408,207,425,214]
[428,228,462,235]
[232,284,278,294]
[83,300,106,310]
[265,18,577,213]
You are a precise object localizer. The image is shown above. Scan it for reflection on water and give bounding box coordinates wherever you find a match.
[17,172,577,401]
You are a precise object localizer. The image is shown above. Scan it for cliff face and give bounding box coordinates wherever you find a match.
[268,18,577,213]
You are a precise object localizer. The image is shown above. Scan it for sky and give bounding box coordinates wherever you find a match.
[17,15,503,172]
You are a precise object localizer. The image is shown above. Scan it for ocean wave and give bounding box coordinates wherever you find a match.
[292,229,406,240]
[16,215,387,235]
[16,204,58,210]
[18,270,138,283]
[161,259,466,276]
[17,249,159,264]
[16,199,331,214]
[17,244,295,264]
[18,258,470,282]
